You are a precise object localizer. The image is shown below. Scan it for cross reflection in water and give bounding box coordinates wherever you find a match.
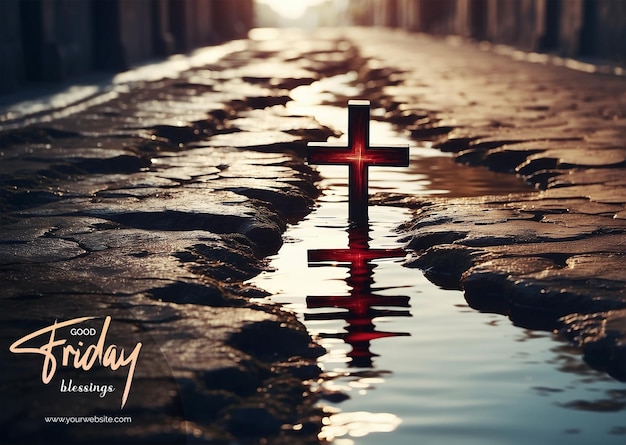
[307,226,411,368]
[306,100,412,367]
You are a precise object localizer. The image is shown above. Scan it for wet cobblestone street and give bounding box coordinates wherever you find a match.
[1,27,625,444]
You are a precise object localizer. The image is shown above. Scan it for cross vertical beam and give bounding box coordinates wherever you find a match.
[348,101,370,223]
[307,100,409,227]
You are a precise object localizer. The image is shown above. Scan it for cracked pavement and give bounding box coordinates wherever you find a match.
[0,27,625,444]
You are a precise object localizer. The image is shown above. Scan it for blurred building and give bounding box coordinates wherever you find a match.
[0,0,254,94]
[2,0,623,96]
[347,0,625,66]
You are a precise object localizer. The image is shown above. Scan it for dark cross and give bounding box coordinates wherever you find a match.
[307,100,409,226]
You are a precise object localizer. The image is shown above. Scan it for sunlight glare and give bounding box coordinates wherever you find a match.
[256,0,327,19]
[319,411,402,441]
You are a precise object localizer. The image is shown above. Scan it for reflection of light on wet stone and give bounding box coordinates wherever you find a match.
[290,72,360,105]
[230,109,326,133]
[202,130,301,149]
[319,411,402,441]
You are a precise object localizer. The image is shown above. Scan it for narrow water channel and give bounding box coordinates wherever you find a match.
[248,78,626,444]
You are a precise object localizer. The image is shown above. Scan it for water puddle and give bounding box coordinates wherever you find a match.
[248,75,626,444]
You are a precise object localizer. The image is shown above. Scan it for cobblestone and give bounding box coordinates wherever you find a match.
[1,27,625,443]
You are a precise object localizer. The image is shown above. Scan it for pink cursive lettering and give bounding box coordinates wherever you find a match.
[9,316,141,408]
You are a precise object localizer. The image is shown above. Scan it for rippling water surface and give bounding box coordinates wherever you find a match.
[249,75,626,444]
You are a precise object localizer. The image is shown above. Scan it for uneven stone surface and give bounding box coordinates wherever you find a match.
[0,34,347,445]
[1,26,625,444]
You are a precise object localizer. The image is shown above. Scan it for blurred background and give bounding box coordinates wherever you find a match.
[1,0,624,95]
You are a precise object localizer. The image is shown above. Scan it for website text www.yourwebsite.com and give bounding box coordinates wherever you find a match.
[43,416,132,425]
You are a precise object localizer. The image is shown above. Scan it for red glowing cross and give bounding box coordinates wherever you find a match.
[307,100,409,226]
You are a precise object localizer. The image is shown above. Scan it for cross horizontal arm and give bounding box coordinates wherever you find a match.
[307,143,409,166]
[365,145,410,166]
[307,143,354,165]
[308,248,405,263]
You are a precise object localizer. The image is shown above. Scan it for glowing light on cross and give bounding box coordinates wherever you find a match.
[307,100,409,226]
